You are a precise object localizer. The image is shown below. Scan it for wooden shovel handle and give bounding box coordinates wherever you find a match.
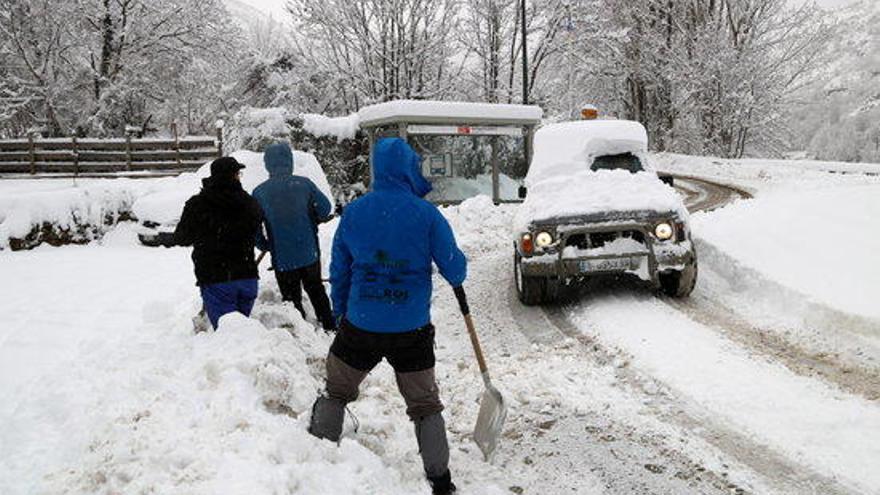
[454,286,489,375]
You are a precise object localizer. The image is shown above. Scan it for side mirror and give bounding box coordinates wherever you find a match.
[658,174,674,187]
[518,185,528,199]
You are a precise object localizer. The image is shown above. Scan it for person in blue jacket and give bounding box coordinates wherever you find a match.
[253,142,336,330]
[308,138,466,495]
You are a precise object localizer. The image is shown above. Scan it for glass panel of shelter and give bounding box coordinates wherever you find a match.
[370,125,527,204]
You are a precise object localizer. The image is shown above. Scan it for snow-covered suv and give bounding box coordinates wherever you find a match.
[512,120,696,304]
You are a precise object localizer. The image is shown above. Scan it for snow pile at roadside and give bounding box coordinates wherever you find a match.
[0,180,150,249]
[133,149,334,225]
[514,170,687,231]
[692,183,880,320]
[33,313,421,495]
[654,152,880,191]
[441,195,516,255]
[302,113,360,141]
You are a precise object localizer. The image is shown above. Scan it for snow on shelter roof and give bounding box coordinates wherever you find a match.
[357,99,543,127]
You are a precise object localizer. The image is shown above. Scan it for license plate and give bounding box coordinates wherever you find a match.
[579,257,638,272]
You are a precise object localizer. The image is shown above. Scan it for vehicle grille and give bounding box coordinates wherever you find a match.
[565,230,645,249]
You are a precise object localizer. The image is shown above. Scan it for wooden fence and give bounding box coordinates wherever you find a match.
[0,130,223,175]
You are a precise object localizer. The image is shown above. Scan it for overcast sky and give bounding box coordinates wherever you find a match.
[237,0,288,19]
[237,0,861,20]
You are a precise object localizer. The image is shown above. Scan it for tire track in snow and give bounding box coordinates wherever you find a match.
[540,292,858,495]
[663,290,880,402]
[670,174,753,212]
[558,292,880,494]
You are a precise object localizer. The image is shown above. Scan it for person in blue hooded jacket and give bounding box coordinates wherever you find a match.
[253,142,335,330]
[308,138,466,495]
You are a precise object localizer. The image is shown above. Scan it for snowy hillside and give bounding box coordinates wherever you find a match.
[790,0,880,161]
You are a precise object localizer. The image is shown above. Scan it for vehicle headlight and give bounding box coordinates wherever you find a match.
[535,231,554,248]
[655,222,674,241]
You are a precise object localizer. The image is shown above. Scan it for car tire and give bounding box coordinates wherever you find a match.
[659,260,698,298]
[515,252,557,305]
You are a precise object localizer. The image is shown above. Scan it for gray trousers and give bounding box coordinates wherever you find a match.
[310,352,450,477]
[326,352,444,419]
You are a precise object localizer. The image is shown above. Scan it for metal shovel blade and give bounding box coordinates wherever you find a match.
[473,373,507,462]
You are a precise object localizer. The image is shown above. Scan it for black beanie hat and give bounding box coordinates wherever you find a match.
[210,157,245,180]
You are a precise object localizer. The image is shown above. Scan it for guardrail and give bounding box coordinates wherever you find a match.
[0,131,222,175]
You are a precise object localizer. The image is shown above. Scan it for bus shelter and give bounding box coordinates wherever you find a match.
[358,100,543,204]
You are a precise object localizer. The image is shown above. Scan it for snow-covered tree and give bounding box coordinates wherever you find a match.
[77,0,238,135]
[286,0,462,112]
[555,0,833,158]
[0,0,82,136]
[0,0,240,137]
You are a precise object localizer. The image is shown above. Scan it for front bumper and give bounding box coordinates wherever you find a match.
[519,220,695,283]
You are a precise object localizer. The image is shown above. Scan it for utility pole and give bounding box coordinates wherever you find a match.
[521,0,532,172]
[521,0,529,106]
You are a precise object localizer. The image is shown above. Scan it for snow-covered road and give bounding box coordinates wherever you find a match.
[2,157,879,494]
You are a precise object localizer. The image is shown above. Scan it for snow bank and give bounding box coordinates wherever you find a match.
[441,195,517,255]
[0,179,152,249]
[654,152,880,192]
[0,146,335,250]
[133,149,334,225]
[302,113,360,141]
[514,170,687,231]
[35,313,419,495]
[691,183,880,320]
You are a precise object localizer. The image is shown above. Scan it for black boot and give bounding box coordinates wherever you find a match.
[427,470,456,495]
[308,396,345,442]
[320,317,338,333]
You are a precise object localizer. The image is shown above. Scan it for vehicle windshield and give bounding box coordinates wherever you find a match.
[590,153,644,173]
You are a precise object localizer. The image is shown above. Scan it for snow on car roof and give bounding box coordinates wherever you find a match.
[527,120,650,187]
[358,99,543,127]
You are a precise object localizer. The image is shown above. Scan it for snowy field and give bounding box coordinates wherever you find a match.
[2,155,880,494]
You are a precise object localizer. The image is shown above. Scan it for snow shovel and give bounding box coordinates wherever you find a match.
[453,286,507,462]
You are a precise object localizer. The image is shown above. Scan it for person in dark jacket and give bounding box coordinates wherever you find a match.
[308,138,466,495]
[252,142,336,330]
[174,156,263,329]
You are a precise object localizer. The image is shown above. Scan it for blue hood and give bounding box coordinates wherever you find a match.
[372,138,432,197]
[264,142,294,177]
